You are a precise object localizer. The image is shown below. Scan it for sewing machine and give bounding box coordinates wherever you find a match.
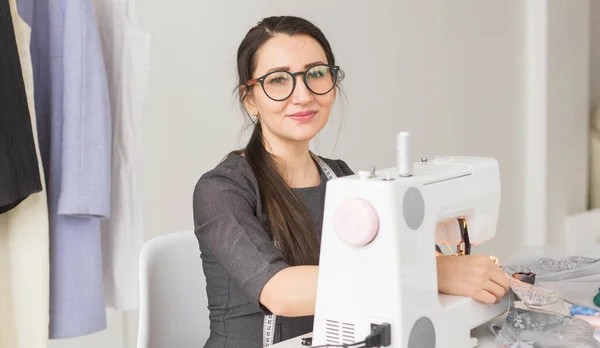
[310,132,509,348]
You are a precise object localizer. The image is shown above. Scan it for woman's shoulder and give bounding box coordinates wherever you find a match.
[316,155,355,177]
[194,152,258,202]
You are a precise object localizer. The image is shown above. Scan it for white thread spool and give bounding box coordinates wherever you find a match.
[397,132,412,177]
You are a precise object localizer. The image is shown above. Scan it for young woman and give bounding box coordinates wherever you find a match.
[193,15,510,348]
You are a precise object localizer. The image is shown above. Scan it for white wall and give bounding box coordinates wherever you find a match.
[592,0,600,106]
[545,1,590,245]
[48,1,591,347]
[136,0,528,262]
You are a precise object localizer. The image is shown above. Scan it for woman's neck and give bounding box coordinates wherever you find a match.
[263,138,319,188]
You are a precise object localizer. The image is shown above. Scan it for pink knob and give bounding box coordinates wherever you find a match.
[334,198,379,247]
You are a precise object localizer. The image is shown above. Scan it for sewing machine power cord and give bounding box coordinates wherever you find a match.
[307,323,391,348]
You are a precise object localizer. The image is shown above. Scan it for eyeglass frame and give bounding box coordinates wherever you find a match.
[245,64,343,102]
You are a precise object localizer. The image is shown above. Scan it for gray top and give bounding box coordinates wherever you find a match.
[193,152,353,348]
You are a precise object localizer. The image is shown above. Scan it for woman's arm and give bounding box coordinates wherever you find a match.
[259,254,512,317]
[259,265,319,317]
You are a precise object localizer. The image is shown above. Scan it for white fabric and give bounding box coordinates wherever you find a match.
[137,230,210,348]
[0,1,49,347]
[91,0,151,310]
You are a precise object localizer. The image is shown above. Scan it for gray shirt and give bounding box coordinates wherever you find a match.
[193,152,353,348]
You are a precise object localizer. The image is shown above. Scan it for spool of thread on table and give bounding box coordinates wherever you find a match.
[570,305,600,317]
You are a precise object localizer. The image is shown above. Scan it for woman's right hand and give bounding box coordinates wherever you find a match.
[436,254,511,304]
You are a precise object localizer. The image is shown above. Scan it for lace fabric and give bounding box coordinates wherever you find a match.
[503,257,600,282]
[504,256,600,309]
[489,307,600,348]
[510,278,561,306]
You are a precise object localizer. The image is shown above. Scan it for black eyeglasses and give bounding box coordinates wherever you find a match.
[246,64,343,101]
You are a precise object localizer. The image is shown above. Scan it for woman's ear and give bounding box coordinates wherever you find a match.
[241,86,258,116]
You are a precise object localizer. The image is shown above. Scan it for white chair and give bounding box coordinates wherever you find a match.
[137,230,210,348]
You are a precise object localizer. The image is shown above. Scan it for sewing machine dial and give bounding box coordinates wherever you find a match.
[333,198,379,247]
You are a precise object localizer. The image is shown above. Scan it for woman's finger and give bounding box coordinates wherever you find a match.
[472,289,497,304]
[489,266,511,292]
[483,279,507,303]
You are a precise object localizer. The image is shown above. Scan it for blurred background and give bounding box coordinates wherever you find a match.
[41,0,598,347]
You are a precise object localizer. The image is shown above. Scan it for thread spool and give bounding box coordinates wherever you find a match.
[397,132,412,177]
[570,305,600,317]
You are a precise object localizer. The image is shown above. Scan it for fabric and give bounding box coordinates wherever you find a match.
[0,0,41,213]
[16,0,112,338]
[90,0,151,311]
[503,256,600,282]
[489,307,600,347]
[510,277,561,306]
[505,256,600,310]
[0,0,50,347]
[193,153,354,348]
[538,275,600,310]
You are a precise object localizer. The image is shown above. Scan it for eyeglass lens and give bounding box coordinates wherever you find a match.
[262,65,336,100]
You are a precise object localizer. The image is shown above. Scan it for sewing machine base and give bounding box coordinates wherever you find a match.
[271,319,503,348]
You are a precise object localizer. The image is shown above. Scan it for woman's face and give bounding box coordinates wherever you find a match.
[244,34,336,145]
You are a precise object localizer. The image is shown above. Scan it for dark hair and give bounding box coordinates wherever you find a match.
[234,16,339,266]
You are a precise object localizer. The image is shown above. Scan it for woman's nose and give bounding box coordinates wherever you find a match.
[290,75,313,104]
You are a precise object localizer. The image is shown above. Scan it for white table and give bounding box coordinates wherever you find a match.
[271,329,498,348]
[272,325,600,347]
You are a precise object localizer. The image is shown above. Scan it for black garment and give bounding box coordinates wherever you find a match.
[193,153,354,348]
[0,0,41,214]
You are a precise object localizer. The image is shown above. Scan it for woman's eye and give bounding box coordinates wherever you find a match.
[308,70,326,78]
[267,73,289,84]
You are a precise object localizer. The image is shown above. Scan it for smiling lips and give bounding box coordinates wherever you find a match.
[288,110,316,122]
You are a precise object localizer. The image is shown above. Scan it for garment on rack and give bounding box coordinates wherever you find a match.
[489,307,600,348]
[16,0,112,339]
[0,0,41,214]
[91,0,150,311]
[505,256,600,310]
[0,0,50,347]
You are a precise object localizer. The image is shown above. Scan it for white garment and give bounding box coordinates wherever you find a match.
[0,1,50,347]
[91,0,151,310]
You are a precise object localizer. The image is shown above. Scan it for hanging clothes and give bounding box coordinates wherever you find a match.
[91,0,151,311]
[16,0,112,339]
[0,0,41,214]
[0,0,50,347]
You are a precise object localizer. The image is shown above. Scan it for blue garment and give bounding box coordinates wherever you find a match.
[17,0,112,339]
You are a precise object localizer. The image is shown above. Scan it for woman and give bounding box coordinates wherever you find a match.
[193,15,510,348]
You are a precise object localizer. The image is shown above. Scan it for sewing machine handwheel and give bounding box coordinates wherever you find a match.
[334,198,379,247]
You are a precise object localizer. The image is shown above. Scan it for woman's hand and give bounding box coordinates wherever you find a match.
[436,254,511,304]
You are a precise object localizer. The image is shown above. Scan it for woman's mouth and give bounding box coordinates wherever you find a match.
[288,110,316,121]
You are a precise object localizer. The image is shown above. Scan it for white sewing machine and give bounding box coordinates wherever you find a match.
[309,132,509,348]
